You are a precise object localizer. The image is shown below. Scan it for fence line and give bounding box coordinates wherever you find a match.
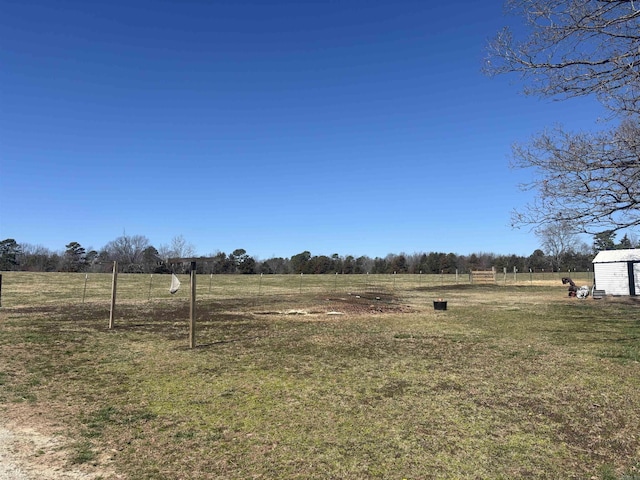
[0,271,595,308]
[1,272,593,307]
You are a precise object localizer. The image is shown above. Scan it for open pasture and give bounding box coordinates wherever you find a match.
[0,272,638,479]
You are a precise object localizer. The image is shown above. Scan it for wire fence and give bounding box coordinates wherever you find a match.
[0,270,595,308]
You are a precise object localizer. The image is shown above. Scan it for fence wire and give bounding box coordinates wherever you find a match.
[0,271,595,308]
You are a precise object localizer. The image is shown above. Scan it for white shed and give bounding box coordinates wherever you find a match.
[592,248,640,296]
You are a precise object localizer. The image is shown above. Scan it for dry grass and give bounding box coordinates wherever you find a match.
[0,271,595,307]
[0,272,638,479]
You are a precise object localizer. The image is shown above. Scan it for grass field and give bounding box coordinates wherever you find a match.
[0,272,638,479]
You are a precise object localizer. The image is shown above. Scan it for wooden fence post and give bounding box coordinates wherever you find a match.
[109,261,117,329]
[82,274,88,303]
[189,261,196,349]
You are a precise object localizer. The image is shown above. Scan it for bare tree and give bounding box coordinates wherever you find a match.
[486,0,640,234]
[158,235,196,261]
[18,243,58,271]
[157,244,172,262]
[102,233,150,269]
[535,220,580,270]
[170,235,196,259]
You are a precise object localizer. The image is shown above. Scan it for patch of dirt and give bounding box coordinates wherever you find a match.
[321,297,414,315]
[251,297,414,317]
[0,405,118,480]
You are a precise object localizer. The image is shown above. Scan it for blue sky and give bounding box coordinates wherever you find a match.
[1,0,603,259]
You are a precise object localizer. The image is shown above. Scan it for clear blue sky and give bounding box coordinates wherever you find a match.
[1,0,602,259]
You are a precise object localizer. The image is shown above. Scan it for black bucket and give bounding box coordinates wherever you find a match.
[433,301,447,311]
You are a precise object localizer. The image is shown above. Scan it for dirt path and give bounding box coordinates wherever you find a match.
[0,408,115,480]
[0,427,30,480]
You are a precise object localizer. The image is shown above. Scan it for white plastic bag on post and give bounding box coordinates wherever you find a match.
[169,273,181,294]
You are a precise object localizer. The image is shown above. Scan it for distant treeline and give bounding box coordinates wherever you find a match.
[0,235,600,275]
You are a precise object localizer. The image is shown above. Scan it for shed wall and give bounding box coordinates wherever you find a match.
[594,263,630,295]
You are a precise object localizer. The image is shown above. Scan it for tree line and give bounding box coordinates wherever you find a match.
[1,231,637,275]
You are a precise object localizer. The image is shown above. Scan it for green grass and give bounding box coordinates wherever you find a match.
[0,273,638,479]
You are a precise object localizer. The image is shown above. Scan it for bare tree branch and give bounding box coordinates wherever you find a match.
[486,0,640,114]
[487,1,640,234]
[510,120,640,233]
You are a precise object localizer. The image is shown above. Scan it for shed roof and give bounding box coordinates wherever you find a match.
[592,248,640,263]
